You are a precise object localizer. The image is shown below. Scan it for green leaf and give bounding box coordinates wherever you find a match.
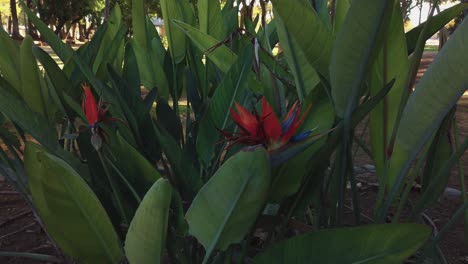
[175,20,236,73]
[160,0,189,63]
[0,28,20,90]
[313,0,330,28]
[156,98,183,143]
[198,0,224,40]
[174,21,263,94]
[32,46,73,118]
[387,18,468,190]
[93,4,123,73]
[253,224,430,263]
[270,95,334,201]
[107,133,161,195]
[132,0,170,97]
[196,48,253,166]
[125,178,172,264]
[330,0,394,117]
[24,143,123,264]
[154,123,202,199]
[333,0,350,34]
[275,12,320,101]
[421,109,454,208]
[186,147,270,260]
[270,0,333,78]
[406,3,468,54]
[20,35,47,117]
[20,1,73,62]
[368,3,409,182]
[0,83,57,151]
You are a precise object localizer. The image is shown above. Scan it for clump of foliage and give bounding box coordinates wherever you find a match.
[0,0,467,263]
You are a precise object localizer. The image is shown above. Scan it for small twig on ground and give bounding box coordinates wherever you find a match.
[0,210,31,227]
[344,204,374,223]
[0,191,21,195]
[0,222,36,240]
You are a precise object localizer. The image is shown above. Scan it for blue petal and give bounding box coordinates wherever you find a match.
[281,110,298,133]
[290,130,312,142]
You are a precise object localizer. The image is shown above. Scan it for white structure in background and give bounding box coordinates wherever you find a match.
[151,17,165,36]
[409,2,457,24]
[408,2,458,45]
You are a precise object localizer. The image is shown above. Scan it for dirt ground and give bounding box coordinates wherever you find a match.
[0,52,467,263]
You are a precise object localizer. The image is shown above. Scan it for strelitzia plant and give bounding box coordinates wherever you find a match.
[0,0,466,263]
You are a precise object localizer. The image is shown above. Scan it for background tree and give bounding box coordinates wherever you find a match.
[9,0,21,39]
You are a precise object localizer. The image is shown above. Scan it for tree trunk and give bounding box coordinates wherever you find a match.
[26,0,40,40]
[104,0,110,20]
[10,0,22,39]
[85,21,95,38]
[78,22,86,41]
[8,16,12,34]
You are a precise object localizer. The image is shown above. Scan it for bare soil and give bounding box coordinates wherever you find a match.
[0,52,467,263]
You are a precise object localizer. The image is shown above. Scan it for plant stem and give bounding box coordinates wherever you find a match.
[97,150,128,224]
[453,118,468,242]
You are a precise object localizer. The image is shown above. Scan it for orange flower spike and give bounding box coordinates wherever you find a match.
[81,84,99,126]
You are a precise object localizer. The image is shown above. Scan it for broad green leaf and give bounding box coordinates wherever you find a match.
[160,0,189,63]
[368,3,408,181]
[270,0,333,78]
[132,0,170,97]
[0,83,57,150]
[270,95,334,201]
[146,17,167,66]
[108,133,161,195]
[20,35,47,117]
[93,4,122,73]
[421,109,454,208]
[32,46,73,118]
[196,48,253,166]
[174,21,263,93]
[314,0,330,28]
[125,178,172,264]
[254,224,430,263]
[406,3,468,54]
[333,0,350,34]
[0,28,20,90]
[186,147,270,257]
[175,21,235,73]
[24,143,123,264]
[20,1,73,62]
[198,0,224,40]
[330,0,394,118]
[154,123,202,199]
[221,4,239,37]
[387,18,468,189]
[123,42,141,91]
[275,12,320,101]
[156,98,183,143]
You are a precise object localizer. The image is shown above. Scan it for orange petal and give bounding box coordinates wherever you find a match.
[261,97,282,141]
[231,102,259,136]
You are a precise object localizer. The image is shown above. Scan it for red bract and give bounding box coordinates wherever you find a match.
[81,84,109,150]
[222,97,311,151]
[81,84,107,129]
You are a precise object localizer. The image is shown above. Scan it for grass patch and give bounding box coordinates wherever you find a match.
[424,45,439,52]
